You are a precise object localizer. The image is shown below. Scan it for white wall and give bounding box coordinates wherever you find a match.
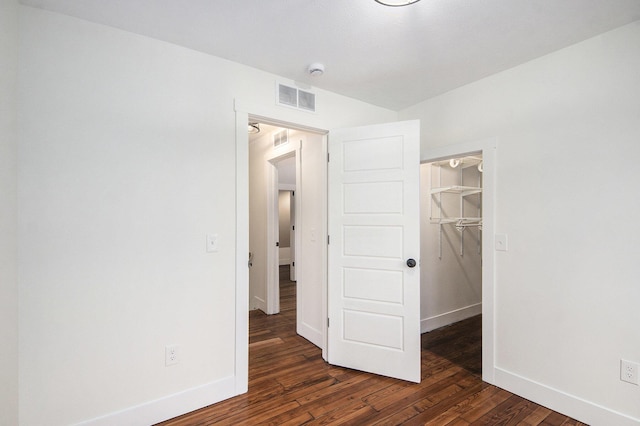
[18,6,395,425]
[401,20,640,425]
[420,162,482,332]
[0,0,19,424]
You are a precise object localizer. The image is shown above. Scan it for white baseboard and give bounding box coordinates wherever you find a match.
[251,295,266,312]
[75,376,239,426]
[279,247,291,265]
[421,303,482,333]
[495,368,640,426]
[297,321,322,349]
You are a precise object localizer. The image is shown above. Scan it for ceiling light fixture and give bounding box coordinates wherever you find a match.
[375,0,421,6]
[248,123,260,134]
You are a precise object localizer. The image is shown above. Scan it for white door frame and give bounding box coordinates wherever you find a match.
[421,138,497,385]
[235,101,329,383]
[265,141,301,315]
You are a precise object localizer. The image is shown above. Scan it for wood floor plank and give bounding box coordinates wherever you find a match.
[304,376,398,419]
[157,265,587,426]
[398,381,486,425]
[540,411,578,426]
[460,388,514,422]
[446,419,472,426]
[427,384,503,425]
[469,394,538,425]
[248,337,284,349]
[281,377,337,403]
[212,398,300,426]
[519,405,554,426]
[306,399,373,425]
[266,411,315,426]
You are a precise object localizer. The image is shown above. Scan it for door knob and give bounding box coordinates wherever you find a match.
[406,258,417,268]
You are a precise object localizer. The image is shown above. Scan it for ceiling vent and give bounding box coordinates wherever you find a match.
[273,129,289,148]
[276,82,316,113]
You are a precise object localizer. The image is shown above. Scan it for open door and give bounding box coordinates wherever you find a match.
[328,120,421,383]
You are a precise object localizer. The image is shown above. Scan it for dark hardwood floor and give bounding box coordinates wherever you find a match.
[158,266,586,425]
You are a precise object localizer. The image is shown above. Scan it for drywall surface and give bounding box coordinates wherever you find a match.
[401,20,640,425]
[420,163,482,332]
[0,0,19,424]
[18,6,395,426]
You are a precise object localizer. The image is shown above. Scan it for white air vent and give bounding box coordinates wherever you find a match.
[278,84,298,108]
[276,82,316,113]
[273,129,289,148]
[298,89,316,112]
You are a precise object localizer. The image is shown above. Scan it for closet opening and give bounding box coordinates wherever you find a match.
[421,153,483,375]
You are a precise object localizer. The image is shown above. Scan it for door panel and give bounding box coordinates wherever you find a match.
[343,226,403,258]
[328,120,421,383]
[343,268,404,304]
[343,182,404,214]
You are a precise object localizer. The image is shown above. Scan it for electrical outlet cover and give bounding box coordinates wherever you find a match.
[620,359,639,385]
[166,345,180,366]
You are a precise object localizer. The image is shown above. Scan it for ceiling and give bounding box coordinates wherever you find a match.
[20,0,640,110]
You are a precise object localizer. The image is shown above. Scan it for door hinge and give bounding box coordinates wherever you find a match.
[327,235,330,244]
[276,242,279,247]
[327,152,330,163]
[292,191,295,197]
[292,225,295,230]
[327,318,330,327]
[292,261,295,267]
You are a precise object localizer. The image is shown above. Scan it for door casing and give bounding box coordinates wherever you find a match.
[235,102,497,394]
[421,138,497,384]
[265,141,301,315]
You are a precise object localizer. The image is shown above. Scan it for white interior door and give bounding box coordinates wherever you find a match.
[328,120,421,383]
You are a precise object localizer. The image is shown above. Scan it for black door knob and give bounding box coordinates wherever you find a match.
[406,258,417,268]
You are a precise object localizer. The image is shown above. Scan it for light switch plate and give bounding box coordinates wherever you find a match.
[495,234,508,251]
[206,234,219,252]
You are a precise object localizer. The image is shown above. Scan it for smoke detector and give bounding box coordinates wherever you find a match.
[375,0,421,5]
[308,63,325,76]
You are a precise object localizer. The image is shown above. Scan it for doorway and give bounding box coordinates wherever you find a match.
[421,140,496,383]
[247,121,327,350]
[421,154,483,331]
[420,153,483,372]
